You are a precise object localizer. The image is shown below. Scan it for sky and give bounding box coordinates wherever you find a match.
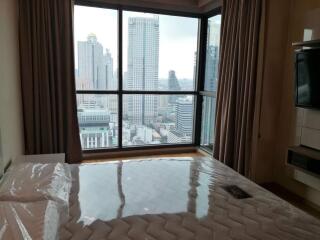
[74,6,221,80]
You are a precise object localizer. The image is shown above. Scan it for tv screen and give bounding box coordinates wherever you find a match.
[295,49,320,109]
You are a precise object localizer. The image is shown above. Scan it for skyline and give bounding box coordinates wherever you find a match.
[74,6,220,80]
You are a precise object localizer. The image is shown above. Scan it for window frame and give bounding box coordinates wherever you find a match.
[74,0,222,154]
[198,9,222,153]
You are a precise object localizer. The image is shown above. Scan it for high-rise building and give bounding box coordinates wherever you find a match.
[176,98,193,135]
[77,34,114,91]
[104,49,115,90]
[204,45,219,91]
[168,70,181,104]
[126,16,159,125]
[204,18,220,92]
[201,97,215,147]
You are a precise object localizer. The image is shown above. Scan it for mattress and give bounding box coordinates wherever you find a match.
[0,200,59,240]
[60,157,320,240]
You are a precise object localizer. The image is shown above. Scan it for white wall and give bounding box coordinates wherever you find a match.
[272,1,320,208]
[0,0,24,167]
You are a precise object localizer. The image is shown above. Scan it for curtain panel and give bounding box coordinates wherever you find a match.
[214,0,264,176]
[19,0,82,163]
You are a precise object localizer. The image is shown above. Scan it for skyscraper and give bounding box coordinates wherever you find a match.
[204,45,219,91]
[77,34,114,91]
[201,97,215,147]
[168,70,181,104]
[126,16,159,124]
[204,18,220,92]
[176,98,193,135]
[104,49,115,90]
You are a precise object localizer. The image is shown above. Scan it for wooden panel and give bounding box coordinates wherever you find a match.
[301,127,320,150]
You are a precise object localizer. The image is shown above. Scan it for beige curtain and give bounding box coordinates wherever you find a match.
[19,0,82,163]
[213,0,264,176]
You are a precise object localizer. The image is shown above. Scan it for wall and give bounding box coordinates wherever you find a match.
[251,0,320,208]
[273,0,320,208]
[251,0,291,183]
[251,0,320,207]
[0,0,24,167]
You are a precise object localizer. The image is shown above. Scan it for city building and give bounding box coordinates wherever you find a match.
[126,16,159,125]
[77,34,114,90]
[168,70,181,104]
[176,98,193,135]
[201,97,216,147]
[77,108,117,149]
[204,18,220,92]
[167,130,192,144]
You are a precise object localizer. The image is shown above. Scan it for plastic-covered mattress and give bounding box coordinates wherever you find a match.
[0,200,59,240]
[61,157,320,240]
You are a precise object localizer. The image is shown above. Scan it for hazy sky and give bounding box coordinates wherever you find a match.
[74,6,220,80]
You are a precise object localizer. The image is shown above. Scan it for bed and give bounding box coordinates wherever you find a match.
[60,156,320,240]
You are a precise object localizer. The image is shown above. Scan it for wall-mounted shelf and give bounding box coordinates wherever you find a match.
[292,39,320,47]
[287,146,320,176]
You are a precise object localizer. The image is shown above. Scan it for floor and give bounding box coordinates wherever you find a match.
[82,151,320,220]
[262,182,320,220]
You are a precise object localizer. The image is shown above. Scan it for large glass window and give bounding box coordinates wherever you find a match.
[74,4,221,152]
[200,14,221,151]
[123,95,194,146]
[74,6,118,91]
[122,12,198,91]
[77,95,118,150]
[204,15,221,92]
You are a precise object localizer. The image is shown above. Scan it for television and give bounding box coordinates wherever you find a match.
[295,48,320,109]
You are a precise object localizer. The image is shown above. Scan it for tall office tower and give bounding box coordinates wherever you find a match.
[78,34,104,90]
[104,49,115,90]
[104,49,117,113]
[204,18,220,91]
[168,70,181,104]
[204,46,219,91]
[201,97,216,146]
[78,34,115,110]
[176,98,193,135]
[126,16,159,125]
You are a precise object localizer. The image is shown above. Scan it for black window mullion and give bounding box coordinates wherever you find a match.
[194,16,208,146]
[118,9,123,149]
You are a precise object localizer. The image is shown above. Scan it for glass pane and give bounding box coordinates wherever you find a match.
[74,6,118,90]
[123,11,198,91]
[77,94,118,150]
[201,96,216,150]
[204,15,221,92]
[123,95,194,146]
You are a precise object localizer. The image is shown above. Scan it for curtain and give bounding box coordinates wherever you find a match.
[19,0,82,163]
[213,0,263,176]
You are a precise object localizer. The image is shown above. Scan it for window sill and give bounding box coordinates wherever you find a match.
[82,146,198,161]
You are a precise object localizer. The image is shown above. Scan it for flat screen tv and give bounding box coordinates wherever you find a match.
[295,48,320,109]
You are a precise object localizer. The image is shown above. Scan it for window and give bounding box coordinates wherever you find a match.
[122,12,198,91]
[77,95,118,150]
[74,3,221,152]
[200,15,221,151]
[123,95,195,146]
[122,11,198,147]
[74,6,119,150]
[74,6,118,91]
